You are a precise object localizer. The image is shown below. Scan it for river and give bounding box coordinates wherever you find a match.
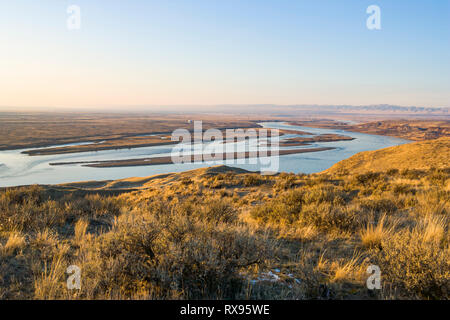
[0,122,409,187]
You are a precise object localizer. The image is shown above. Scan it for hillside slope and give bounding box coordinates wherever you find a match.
[324,137,449,175]
[57,165,250,191]
[0,156,448,300]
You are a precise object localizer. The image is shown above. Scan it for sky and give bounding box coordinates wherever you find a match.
[0,0,449,109]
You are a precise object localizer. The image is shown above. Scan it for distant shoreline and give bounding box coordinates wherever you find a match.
[20,127,288,156]
[287,120,449,141]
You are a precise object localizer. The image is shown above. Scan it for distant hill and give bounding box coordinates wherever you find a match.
[349,120,450,141]
[324,137,450,175]
[326,104,449,114]
[288,120,450,141]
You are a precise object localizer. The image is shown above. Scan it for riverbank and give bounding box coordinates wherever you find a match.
[288,120,450,141]
[49,147,335,168]
[0,122,410,187]
[21,127,299,156]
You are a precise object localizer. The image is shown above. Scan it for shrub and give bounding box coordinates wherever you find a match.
[273,173,297,191]
[426,169,448,186]
[358,198,398,215]
[250,190,304,224]
[0,199,65,233]
[300,203,359,234]
[400,169,425,180]
[198,197,237,224]
[64,206,272,299]
[243,175,264,187]
[393,184,415,195]
[355,172,382,185]
[375,228,449,299]
[302,185,348,205]
[68,194,123,218]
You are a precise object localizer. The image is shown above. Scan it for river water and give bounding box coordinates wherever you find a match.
[0,122,409,187]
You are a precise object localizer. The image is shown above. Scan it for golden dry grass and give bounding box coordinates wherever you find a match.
[0,137,448,300]
[325,137,450,175]
[360,215,396,249]
[1,232,26,256]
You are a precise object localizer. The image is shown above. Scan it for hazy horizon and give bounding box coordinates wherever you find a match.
[0,104,448,114]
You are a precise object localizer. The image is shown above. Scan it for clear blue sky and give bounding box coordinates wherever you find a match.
[0,0,449,108]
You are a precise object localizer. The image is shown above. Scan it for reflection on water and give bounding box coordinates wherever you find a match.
[0,122,410,187]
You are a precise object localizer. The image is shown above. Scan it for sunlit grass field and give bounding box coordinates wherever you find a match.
[0,162,448,299]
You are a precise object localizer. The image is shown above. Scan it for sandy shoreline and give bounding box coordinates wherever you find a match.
[50,147,335,168]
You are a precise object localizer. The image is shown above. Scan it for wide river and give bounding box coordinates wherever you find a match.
[0,122,409,187]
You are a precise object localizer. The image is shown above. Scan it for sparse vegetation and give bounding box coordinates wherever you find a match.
[325,138,450,174]
[0,163,448,300]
